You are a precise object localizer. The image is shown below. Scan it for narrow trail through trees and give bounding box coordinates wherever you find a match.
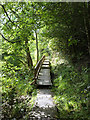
[30,58,58,119]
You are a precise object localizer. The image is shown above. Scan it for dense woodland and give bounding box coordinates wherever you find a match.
[0,2,90,120]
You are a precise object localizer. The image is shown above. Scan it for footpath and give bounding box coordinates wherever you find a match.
[29,59,58,120]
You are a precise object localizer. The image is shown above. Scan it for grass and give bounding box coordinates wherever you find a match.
[51,61,89,120]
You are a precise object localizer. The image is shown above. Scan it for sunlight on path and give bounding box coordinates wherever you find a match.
[29,89,58,119]
[35,89,55,108]
[29,59,58,119]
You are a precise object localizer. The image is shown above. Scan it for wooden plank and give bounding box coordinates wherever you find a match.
[37,81,52,86]
[44,60,49,62]
[42,64,50,68]
[37,67,52,86]
[43,61,49,64]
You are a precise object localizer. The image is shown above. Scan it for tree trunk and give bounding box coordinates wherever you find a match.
[35,31,39,63]
[83,2,90,55]
[25,39,33,69]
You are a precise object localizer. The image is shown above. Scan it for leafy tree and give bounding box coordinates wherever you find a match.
[40,2,90,63]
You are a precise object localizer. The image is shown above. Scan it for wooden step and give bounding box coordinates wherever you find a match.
[44,59,49,62]
[42,64,50,68]
[41,67,50,69]
[37,80,52,85]
[43,62,50,65]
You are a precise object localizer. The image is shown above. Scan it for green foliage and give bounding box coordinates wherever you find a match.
[52,63,89,120]
[40,2,90,62]
[1,2,43,119]
[2,62,36,119]
[2,93,35,119]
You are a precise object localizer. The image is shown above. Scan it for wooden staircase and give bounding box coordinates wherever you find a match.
[37,59,52,86]
[29,56,58,119]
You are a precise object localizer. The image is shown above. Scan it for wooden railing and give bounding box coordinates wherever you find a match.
[34,55,45,83]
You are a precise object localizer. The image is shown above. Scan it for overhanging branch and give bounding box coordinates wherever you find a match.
[0,4,15,25]
[0,4,21,29]
[0,33,16,43]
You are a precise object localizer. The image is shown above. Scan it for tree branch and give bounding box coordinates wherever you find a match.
[18,59,27,67]
[0,4,21,29]
[0,33,16,43]
[0,4,15,25]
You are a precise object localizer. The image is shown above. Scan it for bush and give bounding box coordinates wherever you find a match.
[2,63,36,119]
[52,63,89,120]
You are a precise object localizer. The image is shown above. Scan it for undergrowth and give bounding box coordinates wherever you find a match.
[51,63,90,120]
[1,64,37,120]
